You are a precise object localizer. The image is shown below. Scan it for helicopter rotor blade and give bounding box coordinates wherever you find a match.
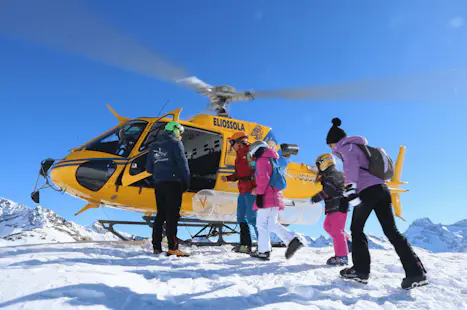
[252,70,466,103]
[0,0,216,93]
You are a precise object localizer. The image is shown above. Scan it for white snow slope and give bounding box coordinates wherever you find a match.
[0,242,466,310]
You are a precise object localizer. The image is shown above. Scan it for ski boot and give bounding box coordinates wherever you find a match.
[401,275,428,290]
[326,256,348,266]
[401,258,428,289]
[232,244,252,254]
[339,266,369,284]
[167,249,190,257]
[285,237,304,259]
[250,250,270,261]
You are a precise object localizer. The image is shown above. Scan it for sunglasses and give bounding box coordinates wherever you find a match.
[229,138,244,146]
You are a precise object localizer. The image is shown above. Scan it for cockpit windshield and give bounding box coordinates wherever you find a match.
[84,120,148,157]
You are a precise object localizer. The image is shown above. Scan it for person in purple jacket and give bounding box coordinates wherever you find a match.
[326,118,428,290]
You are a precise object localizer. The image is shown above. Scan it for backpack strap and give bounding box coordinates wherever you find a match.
[267,158,278,192]
[355,144,370,172]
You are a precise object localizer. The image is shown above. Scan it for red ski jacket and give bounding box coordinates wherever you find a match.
[226,144,256,194]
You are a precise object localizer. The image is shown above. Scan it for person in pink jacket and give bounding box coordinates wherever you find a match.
[247,141,305,261]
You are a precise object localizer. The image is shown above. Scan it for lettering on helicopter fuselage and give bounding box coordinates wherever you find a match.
[213,118,245,131]
[293,173,316,182]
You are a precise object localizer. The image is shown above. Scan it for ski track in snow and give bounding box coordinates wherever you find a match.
[0,243,466,310]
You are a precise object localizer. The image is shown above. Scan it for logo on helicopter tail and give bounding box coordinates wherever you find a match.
[250,125,263,140]
[213,118,245,131]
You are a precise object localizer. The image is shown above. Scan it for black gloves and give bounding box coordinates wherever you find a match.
[311,195,321,204]
[343,183,361,207]
[256,195,264,208]
[339,197,350,213]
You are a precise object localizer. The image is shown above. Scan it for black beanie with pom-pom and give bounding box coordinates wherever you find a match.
[326,118,347,144]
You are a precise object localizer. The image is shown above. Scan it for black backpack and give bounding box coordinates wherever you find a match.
[356,144,394,180]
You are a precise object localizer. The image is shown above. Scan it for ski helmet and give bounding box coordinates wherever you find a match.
[165,121,185,137]
[316,153,336,172]
[247,140,268,167]
[229,131,248,146]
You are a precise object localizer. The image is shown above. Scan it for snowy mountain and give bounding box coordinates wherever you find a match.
[404,218,467,253]
[0,197,141,246]
[309,217,467,253]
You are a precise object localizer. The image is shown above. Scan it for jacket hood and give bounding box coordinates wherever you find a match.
[335,136,368,149]
[259,148,279,160]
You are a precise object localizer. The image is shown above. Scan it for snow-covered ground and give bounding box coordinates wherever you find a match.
[0,242,466,309]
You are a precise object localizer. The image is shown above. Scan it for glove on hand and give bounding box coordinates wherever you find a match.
[256,195,264,208]
[343,183,361,207]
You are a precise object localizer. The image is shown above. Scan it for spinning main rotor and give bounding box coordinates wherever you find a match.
[0,0,463,117]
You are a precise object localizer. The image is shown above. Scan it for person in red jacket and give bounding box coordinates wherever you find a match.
[221,132,258,253]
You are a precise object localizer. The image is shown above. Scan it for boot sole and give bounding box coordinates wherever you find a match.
[340,275,369,284]
[403,280,429,290]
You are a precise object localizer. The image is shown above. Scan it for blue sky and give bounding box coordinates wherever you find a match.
[1,1,466,240]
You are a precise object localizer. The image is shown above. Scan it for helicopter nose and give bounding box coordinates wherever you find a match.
[49,160,80,193]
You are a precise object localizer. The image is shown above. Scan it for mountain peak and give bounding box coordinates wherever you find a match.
[0,198,130,244]
[411,218,434,227]
[0,197,29,218]
[451,219,467,227]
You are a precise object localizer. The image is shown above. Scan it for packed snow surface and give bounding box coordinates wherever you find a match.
[0,242,466,309]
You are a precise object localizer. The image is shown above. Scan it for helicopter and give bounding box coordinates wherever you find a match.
[2,0,443,244]
[27,86,408,244]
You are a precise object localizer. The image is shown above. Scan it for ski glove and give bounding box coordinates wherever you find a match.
[339,197,350,213]
[256,195,264,208]
[343,183,361,207]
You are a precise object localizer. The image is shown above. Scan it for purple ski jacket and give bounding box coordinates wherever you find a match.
[332,136,384,192]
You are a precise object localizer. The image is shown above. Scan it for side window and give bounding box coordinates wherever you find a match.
[139,121,167,152]
[76,160,117,192]
[85,121,147,157]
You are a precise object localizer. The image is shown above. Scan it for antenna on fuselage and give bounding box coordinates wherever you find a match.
[156,100,170,118]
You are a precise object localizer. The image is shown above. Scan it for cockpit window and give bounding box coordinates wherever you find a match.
[85,120,148,157]
[139,121,167,152]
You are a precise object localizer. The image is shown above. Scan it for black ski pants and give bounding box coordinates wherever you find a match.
[152,181,183,251]
[351,184,424,277]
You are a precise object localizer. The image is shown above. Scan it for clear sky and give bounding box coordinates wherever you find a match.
[1,1,466,240]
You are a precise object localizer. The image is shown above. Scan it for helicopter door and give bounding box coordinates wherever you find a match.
[120,151,152,187]
[120,109,182,187]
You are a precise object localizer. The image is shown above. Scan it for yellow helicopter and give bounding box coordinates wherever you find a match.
[0,1,411,242]
[30,83,408,242]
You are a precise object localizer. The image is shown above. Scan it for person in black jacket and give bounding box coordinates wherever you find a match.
[311,153,350,266]
[146,121,190,257]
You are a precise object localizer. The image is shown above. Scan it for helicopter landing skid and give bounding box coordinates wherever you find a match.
[142,216,241,247]
[98,217,285,248]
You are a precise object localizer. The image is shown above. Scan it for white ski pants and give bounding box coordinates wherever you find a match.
[256,207,296,253]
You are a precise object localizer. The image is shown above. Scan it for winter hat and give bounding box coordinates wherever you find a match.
[326,118,347,144]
